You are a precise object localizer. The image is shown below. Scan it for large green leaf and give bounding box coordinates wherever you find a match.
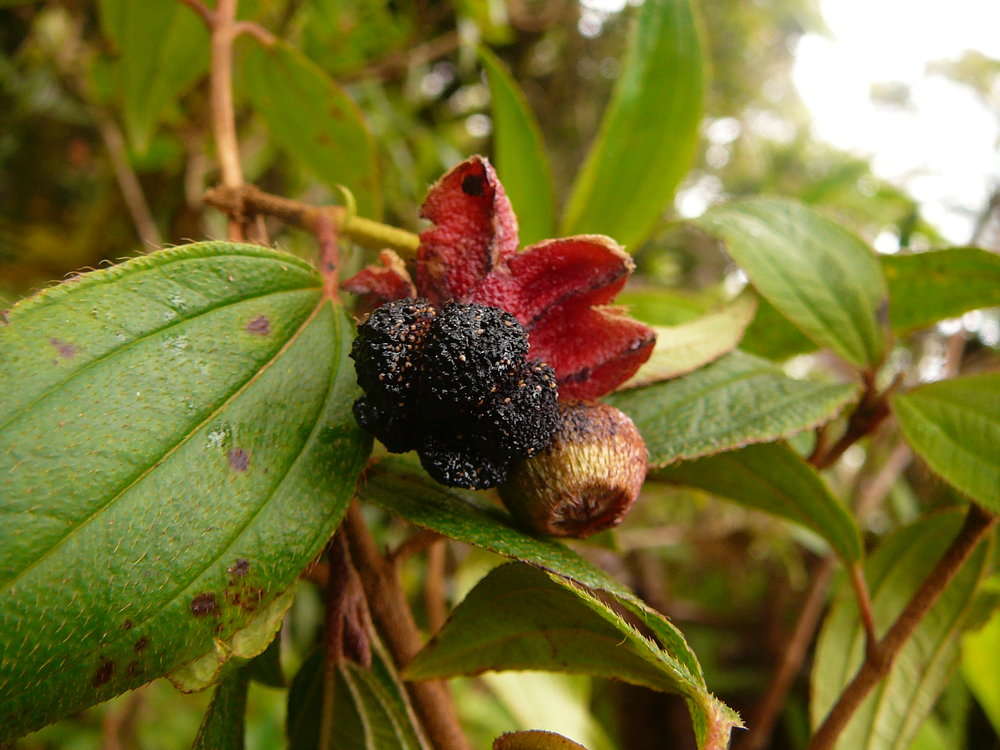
[738,295,817,361]
[892,374,1000,511]
[810,511,992,750]
[287,638,428,750]
[99,0,209,152]
[883,247,1000,333]
[0,242,370,739]
[606,350,859,468]
[653,441,862,562]
[561,0,704,251]
[239,39,381,218]
[407,563,740,750]
[358,457,632,599]
[480,47,555,246]
[192,667,251,750]
[619,292,756,389]
[694,198,888,368]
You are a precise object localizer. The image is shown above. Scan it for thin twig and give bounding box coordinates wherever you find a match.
[388,529,442,568]
[809,373,892,470]
[92,109,162,249]
[344,502,472,750]
[808,504,997,750]
[178,0,214,26]
[341,31,460,82]
[736,558,835,750]
[314,213,340,301]
[203,184,421,255]
[232,20,277,46]
[848,562,878,658]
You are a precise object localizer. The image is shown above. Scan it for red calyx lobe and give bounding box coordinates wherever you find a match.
[343,155,654,400]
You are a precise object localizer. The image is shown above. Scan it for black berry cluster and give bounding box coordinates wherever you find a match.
[351,298,559,489]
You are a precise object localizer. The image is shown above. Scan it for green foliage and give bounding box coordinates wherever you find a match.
[358,457,632,599]
[811,511,993,749]
[480,47,556,246]
[407,563,741,750]
[892,374,1000,510]
[192,667,251,750]
[562,0,704,251]
[0,242,370,738]
[287,639,428,750]
[607,350,859,467]
[239,39,381,218]
[882,247,1000,333]
[619,291,756,388]
[694,198,888,369]
[654,441,862,562]
[963,593,1000,736]
[98,0,209,152]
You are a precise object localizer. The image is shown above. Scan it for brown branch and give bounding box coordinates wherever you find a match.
[203,184,421,255]
[809,373,893,470]
[808,504,997,750]
[736,558,835,750]
[314,213,340,301]
[178,0,214,26]
[848,562,878,657]
[181,0,247,240]
[344,502,471,750]
[388,529,442,568]
[232,20,277,46]
[425,539,448,634]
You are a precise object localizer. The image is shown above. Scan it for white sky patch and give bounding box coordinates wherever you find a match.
[793,0,1000,243]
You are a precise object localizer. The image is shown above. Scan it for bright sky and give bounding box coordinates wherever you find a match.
[793,0,1000,244]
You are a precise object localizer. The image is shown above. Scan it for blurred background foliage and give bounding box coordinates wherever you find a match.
[2,1,998,749]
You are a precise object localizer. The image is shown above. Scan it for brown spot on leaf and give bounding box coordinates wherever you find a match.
[134,636,149,652]
[190,593,219,617]
[228,448,249,472]
[228,559,250,577]
[461,173,485,196]
[126,661,141,678]
[122,619,133,630]
[0,310,9,325]
[93,658,115,687]
[50,338,77,359]
[246,315,271,335]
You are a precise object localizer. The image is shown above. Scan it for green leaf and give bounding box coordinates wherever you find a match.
[493,730,589,750]
[358,457,633,600]
[962,591,1000,736]
[619,292,757,389]
[99,0,210,152]
[247,631,285,688]
[479,47,555,246]
[810,510,993,750]
[882,247,1000,333]
[192,667,251,750]
[239,39,381,219]
[693,198,888,368]
[653,441,862,562]
[0,242,370,739]
[287,638,428,750]
[408,563,740,750]
[892,374,1000,511]
[738,295,816,361]
[561,0,704,251]
[617,287,710,326]
[606,350,859,468]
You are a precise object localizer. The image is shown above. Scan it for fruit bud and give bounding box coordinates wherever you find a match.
[498,402,647,537]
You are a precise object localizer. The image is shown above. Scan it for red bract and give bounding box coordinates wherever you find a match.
[343,156,655,400]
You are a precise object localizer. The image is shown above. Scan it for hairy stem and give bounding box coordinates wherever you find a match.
[807,504,996,750]
[344,503,471,750]
[204,184,421,255]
